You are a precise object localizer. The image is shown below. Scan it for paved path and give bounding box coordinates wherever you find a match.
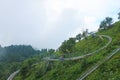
[76,47,120,80]
[7,70,20,80]
[43,35,112,61]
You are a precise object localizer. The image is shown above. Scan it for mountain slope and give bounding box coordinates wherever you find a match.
[14,21,120,80]
[0,45,40,80]
[84,21,120,80]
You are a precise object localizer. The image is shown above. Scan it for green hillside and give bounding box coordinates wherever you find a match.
[85,21,120,80]
[0,45,41,80]
[13,21,120,80]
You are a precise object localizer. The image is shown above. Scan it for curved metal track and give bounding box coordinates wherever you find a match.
[7,35,113,80]
[43,35,112,61]
[76,47,120,80]
[7,70,20,80]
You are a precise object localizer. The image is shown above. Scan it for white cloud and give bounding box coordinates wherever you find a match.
[42,0,120,36]
[0,0,120,49]
[83,16,98,31]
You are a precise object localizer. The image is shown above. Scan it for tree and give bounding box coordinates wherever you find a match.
[105,17,113,26]
[118,12,120,20]
[48,49,55,54]
[59,38,76,54]
[99,20,107,30]
[99,17,113,30]
[82,29,88,39]
[76,33,82,41]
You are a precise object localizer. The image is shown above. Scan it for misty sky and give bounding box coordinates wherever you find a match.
[0,0,120,49]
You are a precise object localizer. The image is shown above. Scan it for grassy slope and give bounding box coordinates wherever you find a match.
[14,21,120,80]
[85,21,120,80]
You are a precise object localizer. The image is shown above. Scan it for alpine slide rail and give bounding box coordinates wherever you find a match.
[7,35,120,80]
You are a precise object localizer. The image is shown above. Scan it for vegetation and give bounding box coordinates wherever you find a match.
[58,37,76,54]
[13,21,120,80]
[99,17,113,30]
[1,12,120,80]
[76,33,82,41]
[0,45,40,62]
[118,12,120,20]
[0,45,53,80]
[85,22,120,80]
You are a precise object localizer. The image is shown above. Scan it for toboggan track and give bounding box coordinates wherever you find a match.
[7,35,120,80]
